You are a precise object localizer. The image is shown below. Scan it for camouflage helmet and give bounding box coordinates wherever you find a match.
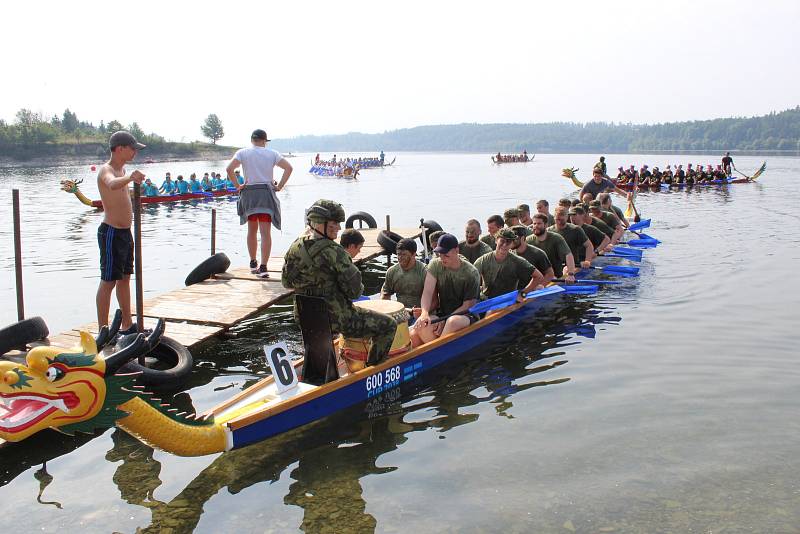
[306,199,345,224]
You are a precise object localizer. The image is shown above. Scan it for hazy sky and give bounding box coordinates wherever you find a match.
[1,0,797,143]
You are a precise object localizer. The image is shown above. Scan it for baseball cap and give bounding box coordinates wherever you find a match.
[497,228,517,241]
[433,233,458,254]
[588,200,602,209]
[109,131,146,150]
[251,129,271,141]
[517,203,530,213]
[503,208,520,219]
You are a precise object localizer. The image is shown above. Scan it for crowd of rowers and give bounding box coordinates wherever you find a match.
[596,152,736,187]
[140,171,244,197]
[338,192,630,347]
[313,152,386,169]
[494,150,531,162]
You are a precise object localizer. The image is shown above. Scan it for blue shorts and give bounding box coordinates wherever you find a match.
[98,223,133,281]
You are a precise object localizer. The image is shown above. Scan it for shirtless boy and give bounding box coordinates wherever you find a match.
[96,131,146,333]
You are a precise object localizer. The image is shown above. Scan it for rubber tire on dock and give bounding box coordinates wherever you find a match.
[0,317,49,356]
[421,219,443,234]
[377,230,404,255]
[185,253,231,286]
[119,336,193,388]
[345,211,377,229]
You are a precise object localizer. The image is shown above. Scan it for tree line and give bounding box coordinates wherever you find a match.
[277,106,800,153]
[0,109,226,159]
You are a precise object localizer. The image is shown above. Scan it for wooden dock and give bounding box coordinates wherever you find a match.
[12,227,421,355]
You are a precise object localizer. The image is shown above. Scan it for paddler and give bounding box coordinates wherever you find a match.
[517,204,534,226]
[481,214,504,250]
[201,172,213,191]
[550,206,595,265]
[282,199,396,366]
[175,175,189,194]
[579,168,630,200]
[142,178,159,197]
[510,225,554,283]
[411,234,481,346]
[536,199,555,226]
[593,156,608,178]
[503,208,530,235]
[474,228,545,300]
[188,173,202,193]
[459,219,493,264]
[381,238,427,309]
[597,193,629,229]
[526,213,578,283]
[159,173,175,195]
[340,228,365,259]
[588,200,622,245]
[569,205,611,254]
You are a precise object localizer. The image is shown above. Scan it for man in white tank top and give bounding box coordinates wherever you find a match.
[226,129,293,278]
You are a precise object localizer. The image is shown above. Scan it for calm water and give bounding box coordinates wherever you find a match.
[1,153,799,533]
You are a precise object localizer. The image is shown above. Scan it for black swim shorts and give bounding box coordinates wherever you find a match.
[98,223,134,281]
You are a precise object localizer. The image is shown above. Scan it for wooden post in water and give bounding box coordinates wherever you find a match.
[385,215,392,266]
[12,189,25,321]
[211,208,217,256]
[132,184,145,367]
[385,214,391,233]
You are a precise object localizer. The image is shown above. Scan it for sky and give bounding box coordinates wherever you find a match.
[1,0,798,144]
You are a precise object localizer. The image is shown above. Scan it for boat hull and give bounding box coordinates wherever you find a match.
[227,291,562,449]
[89,189,237,209]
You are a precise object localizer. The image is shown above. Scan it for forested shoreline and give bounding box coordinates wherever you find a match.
[277,107,800,154]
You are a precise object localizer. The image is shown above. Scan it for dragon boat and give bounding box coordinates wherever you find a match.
[492,155,535,164]
[561,163,766,191]
[60,179,238,210]
[0,281,623,456]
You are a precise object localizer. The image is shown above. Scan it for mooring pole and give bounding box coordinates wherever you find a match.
[385,215,392,265]
[132,183,145,365]
[385,214,391,233]
[211,208,217,256]
[12,189,25,321]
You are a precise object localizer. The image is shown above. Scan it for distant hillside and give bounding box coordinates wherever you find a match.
[274,106,800,154]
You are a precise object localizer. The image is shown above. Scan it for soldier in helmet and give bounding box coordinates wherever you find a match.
[281,199,397,366]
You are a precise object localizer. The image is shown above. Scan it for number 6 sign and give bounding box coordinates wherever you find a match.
[263,342,298,394]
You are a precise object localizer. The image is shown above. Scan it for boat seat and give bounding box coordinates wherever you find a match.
[295,295,339,385]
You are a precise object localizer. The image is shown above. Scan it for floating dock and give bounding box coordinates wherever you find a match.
[13,227,421,354]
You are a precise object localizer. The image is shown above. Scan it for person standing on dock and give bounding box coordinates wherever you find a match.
[95,131,146,334]
[227,129,293,279]
[282,199,396,366]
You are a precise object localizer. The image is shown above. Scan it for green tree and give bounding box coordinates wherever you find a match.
[106,120,124,134]
[128,122,145,140]
[62,108,79,133]
[201,114,224,144]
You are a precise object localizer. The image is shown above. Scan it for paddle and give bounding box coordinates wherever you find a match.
[627,219,651,232]
[600,253,641,261]
[554,278,622,285]
[431,284,590,324]
[581,264,640,277]
[732,162,766,181]
[611,246,643,257]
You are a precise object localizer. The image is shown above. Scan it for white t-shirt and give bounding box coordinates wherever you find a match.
[233,145,283,185]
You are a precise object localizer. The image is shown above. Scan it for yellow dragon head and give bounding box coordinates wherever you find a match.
[561,167,584,188]
[0,330,148,442]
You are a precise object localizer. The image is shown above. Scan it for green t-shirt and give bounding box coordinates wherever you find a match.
[474,252,534,299]
[590,216,614,238]
[480,233,496,250]
[526,231,571,277]
[610,205,625,224]
[598,210,621,230]
[458,239,493,264]
[549,223,590,262]
[381,260,426,308]
[513,243,552,275]
[581,223,607,250]
[426,257,481,316]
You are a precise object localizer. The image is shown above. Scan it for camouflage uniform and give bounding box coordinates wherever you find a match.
[281,199,396,365]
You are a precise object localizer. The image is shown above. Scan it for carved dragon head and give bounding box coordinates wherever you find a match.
[0,324,159,442]
[59,179,83,194]
[561,167,579,180]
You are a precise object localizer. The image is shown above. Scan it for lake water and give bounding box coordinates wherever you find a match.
[1,153,799,533]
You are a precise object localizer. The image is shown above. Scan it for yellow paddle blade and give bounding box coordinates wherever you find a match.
[624,201,634,218]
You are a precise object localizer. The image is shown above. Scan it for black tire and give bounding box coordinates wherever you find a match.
[345,211,377,229]
[0,317,49,355]
[421,219,443,234]
[185,253,231,286]
[377,230,403,254]
[118,336,193,387]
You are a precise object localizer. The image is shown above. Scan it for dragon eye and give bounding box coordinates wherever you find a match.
[45,366,65,382]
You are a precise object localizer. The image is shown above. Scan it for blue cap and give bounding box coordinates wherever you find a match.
[433,233,458,254]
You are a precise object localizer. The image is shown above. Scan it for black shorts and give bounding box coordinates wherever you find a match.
[98,223,134,281]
